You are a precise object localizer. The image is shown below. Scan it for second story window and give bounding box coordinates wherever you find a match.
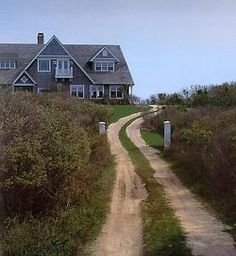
[38,59,50,72]
[95,61,114,72]
[0,61,16,69]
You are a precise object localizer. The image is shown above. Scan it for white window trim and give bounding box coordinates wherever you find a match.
[109,85,124,99]
[56,59,70,68]
[90,46,120,62]
[0,61,16,70]
[37,88,50,93]
[37,59,51,72]
[70,84,84,99]
[13,36,95,85]
[90,85,104,99]
[94,61,114,72]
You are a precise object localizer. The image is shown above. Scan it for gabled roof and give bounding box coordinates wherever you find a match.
[13,70,36,85]
[66,45,134,85]
[13,36,95,85]
[39,37,69,56]
[0,44,43,84]
[89,46,119,62]
[0,36,134,85]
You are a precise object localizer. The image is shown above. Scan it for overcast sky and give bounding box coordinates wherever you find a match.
[1,0,236,98]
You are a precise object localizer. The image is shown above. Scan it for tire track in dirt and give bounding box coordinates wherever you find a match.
[92,113,147,256]
[127,116,236,256]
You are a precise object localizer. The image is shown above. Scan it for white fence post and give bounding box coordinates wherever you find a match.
[164,121,171,150]
[99,122,106,134]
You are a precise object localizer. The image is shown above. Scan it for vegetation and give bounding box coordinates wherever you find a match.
[0,93,115,255]
[119,119,191,256]
[140,129,164,152]
[109,104,150,124]
[148,82,236,107]
[143,83,236,240]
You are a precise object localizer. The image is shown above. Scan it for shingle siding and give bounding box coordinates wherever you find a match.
[14,72,35,85]
[39,38,69,56]
[0,36,134,99]
[71,64,93,86]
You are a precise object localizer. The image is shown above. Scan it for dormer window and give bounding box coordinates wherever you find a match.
[0,61,16,69]
[95,61,114,72]
[38,59,51,72]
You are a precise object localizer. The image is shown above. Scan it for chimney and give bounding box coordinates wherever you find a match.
[37,33,44,44]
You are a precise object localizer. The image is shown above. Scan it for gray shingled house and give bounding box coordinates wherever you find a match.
[0,33,134,100]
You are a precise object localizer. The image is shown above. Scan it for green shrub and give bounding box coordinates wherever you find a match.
[0,92,114,255]
[142,104,236,236]
[0,93,92,216]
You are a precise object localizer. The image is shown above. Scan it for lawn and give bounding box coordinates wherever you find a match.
[109,105,150,124]
[141,129,164,152]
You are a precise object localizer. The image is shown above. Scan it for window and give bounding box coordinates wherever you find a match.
[94,61,114,72]
[0,61,16,69]
[108,62,114,71]
[95,62,101,71]
[110,85,123,99]
[37,88,50,94]
[38,59,50,72]
[90,85,104,99]
[70,85,84,98]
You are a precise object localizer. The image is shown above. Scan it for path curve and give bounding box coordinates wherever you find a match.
[92,113,147,256]
[126,116,236,256]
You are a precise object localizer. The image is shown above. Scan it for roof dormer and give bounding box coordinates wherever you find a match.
[89,46,119,62]
[90,46,119,72]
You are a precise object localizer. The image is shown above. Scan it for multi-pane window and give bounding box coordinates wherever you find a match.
[95,62,102,71]
[90,85,104,98]
[110,85,123,99]
[70,85,84,98]
[38,59,50,72]
[0,61,16,69]
[94,61,114,72]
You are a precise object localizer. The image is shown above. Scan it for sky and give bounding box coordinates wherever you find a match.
[1,0,236,99]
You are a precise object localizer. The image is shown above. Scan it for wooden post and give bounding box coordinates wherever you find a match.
[99,122,106,134]
[164,121,171,150]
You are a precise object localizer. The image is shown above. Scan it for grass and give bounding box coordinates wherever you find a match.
[119,119,192,256]
[141,129,164,152]
[81,158,116,254]
[109,105,150,123]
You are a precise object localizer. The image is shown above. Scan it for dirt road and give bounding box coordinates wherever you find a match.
[127,116,236,256]
[92,113,146,256]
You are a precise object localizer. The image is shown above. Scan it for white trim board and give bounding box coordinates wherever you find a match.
[90,46,120,62]
[37,59,51,72]
[90,85,104,99]
[109,85,124,99]
[13,70,37,85]
[70,84,85,99]
[13,35,95,85]
[14,84,35,86]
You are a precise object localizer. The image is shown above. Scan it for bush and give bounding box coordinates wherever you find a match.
[0,92,113,255]
[142,104,236,234]
[0,93,93,216]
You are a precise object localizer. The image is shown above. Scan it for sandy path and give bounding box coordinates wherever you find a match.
[127,116,236,256]
[92,113,146,256]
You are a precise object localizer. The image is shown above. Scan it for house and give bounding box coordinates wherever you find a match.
[0,33,134,100]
